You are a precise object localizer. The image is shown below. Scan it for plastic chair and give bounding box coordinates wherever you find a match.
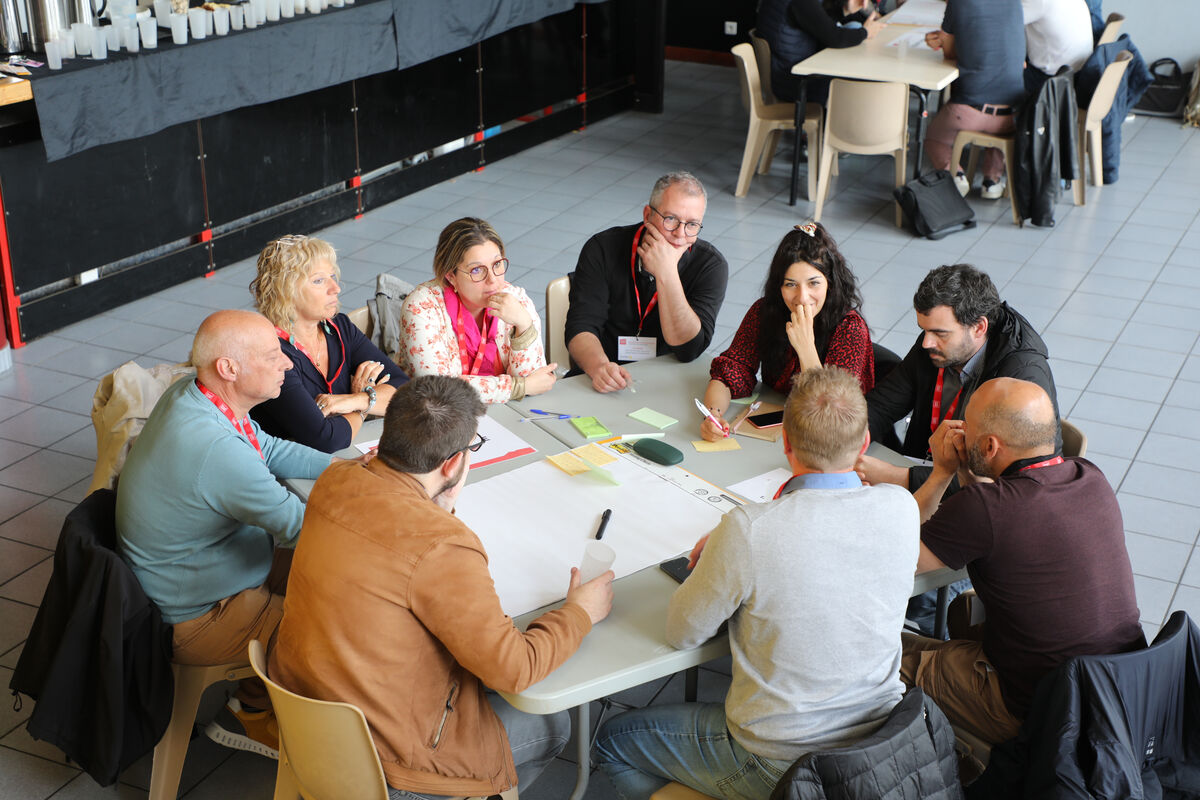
[731,41,822,199]
[650,784,717,800]
[1073,51,1132,205]
[950,129,1023,226]
[814,79,908,227]
[545,275,571,368]
[1096,12,1125,45]
[346,305,371,336]
[149,662,256,800]
[1061,418,1088,458]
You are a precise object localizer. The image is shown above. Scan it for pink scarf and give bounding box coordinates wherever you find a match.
[443,285,502,376]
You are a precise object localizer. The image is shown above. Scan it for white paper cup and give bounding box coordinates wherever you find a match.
[329,0,343,7]
[306,0,319,13]
[244,7,257,27]
[294,0,304,12]
[279,0,293,18]
[265,0,279,21]
[229,5,243,29]
[59,28,75,57]
[213,7,228,34]
[105,24,121,50]
[91,31,107,58]
[187,7,206,38]
[139,15,158,47]
[154,0,171,26]
[204,8,213,34]
[252,0,265,24]
[579,540,616,583]
[44,38,63,69]
[169,12,187,42]
[70,22,92,55]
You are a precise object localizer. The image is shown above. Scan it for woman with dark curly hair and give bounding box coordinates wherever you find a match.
[699,222,874,441]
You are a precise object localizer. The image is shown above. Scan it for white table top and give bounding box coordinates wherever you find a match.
[790,22,958,92]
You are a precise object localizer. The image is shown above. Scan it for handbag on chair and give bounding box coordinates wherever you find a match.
[893,170,977,240]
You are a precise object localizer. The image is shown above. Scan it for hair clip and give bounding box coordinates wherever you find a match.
[794,222,817,238]
[274,234,309,248]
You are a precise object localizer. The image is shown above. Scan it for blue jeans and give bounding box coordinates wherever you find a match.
[388,692,569,800]
[595,703,794,800]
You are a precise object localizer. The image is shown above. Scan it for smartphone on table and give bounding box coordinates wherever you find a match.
[747,410,784,429]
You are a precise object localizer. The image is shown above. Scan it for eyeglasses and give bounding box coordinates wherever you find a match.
[445,432,488,463]
[457,259,509,283]
[648,206,703,236]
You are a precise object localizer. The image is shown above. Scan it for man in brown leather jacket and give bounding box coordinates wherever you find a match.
[269,375,614,798]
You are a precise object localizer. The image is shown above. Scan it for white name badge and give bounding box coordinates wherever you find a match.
[617,335,657,361]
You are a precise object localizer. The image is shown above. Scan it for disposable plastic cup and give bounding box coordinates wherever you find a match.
[59,28,75,57]
[90,31,107,58]
[105,24,120,50]
[44,39,63,69]
[279,0,293,18]
[187,8,205,39]
[122,24,139,51]
[305,0,319,14]
[169,12,187,43]
[204,8,213,34]
[70,22,92,55]
[154,0,170,26]
[579,540,616,583]
[243,7,257,27]
[139,15,157,47]
[228,5,242,29]
[213,7,228,34]
[265,0,280,21]
[294,0,304,12]
[252,0,265,24]
[329,0,343,7]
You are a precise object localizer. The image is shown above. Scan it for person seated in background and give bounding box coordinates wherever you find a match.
[397,217,558,404]
[269,375,613,799]
[699,222,874,441]
[595,367,919,799]
[904,378,1143,745]
[756,0,886,106]
[116,309,333,758]
[566,171,728,393]
[250,234,408,452]
[924,0,1026,199]
[1021,0,1094,92]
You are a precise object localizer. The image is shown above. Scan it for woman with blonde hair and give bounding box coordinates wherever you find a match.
[250,234,408,452]
[398,217,557,403]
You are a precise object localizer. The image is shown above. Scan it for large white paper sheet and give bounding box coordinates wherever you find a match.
[726,468,792,504]
[888,28,935,49]
[350,415,534,467]
[887,0,946,28]
[455,450,733,617]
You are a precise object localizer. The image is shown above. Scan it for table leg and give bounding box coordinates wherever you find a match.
[684,666,698,702]
[788,77,808,206]
[569,703,591,800]
[913,88,931,179]
[933,585,950,640]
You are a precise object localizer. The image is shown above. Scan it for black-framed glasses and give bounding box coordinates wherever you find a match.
[457,258,509,283]
[446,433,488,463]
[648,205,703,235]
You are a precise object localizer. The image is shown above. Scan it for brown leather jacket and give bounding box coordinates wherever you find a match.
[269,459,591,796]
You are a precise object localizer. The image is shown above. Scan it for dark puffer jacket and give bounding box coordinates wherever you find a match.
[770,689,963,800]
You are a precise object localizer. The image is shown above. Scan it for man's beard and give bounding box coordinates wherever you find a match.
[433,457,468,503]
[966,439,992,480]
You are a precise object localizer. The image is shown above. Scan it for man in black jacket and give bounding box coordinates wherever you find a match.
[859,264,1059,493]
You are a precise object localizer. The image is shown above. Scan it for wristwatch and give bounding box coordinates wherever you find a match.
[363,385,377,415]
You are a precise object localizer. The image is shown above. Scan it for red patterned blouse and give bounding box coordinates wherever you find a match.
[709,299,875,397]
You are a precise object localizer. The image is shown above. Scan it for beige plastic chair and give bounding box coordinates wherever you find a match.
[1061,418,1088,458]
[1097,12,1125,45]
[1073,51,1133,206]
[346,304,371,336]
[651,783,717,800]
[950,129,1023,226]
[249,641,515,800]
[149,661,256,800]
[814,79,908,227]
[545,275,571,368]
[731,41,822,199]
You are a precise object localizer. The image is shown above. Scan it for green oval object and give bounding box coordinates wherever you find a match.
[632,438,684,465]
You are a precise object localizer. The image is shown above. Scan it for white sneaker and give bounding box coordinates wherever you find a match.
[980,176,1006,200]
[953,171,969,197]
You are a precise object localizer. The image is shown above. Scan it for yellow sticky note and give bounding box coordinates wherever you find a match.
[547,452,591,476]
[692,438,742,453]
[572,443,617,466]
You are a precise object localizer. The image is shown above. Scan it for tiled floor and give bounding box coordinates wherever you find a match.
[1,59,1199,798]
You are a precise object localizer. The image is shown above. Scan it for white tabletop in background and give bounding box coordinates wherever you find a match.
[790,20,958,92]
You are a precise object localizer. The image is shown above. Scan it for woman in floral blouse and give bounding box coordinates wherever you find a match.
[699,222,874,441]
[398,217,558,404]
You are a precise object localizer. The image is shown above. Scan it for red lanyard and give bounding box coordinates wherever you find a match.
[1019,456,1065,472]
[930,368,963,433]
[630,225,659,336]
[453,299,499,376]
[195,380,264,460]
[276,322,345,393]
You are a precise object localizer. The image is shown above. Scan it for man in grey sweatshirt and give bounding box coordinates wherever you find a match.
[594,367,920,800]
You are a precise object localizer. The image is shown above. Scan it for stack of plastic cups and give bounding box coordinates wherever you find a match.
[91,28,107,57]
[70,22,91,55]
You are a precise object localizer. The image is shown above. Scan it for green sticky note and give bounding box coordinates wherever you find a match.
[731,392,761,405]
[571,416,613,439]
[628,407,678,430]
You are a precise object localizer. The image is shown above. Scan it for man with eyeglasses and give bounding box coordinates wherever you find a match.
[270,375,614,799]
[566,171,729,392]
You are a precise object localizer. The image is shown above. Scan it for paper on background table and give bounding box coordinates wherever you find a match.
[887,0,946,27]
[456,451,734,617]
[547,451,591,476]
[628,407,678,430]
[726,467,792,504]
[573,443,617,465]
[571,416,613,439]
[692,438,741,453]
[472,414,537,469]
[354,439,380,455]
[888,28,934,49]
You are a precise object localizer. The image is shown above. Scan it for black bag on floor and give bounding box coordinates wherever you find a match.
[893,170,976,240]
[1135,58,1193,118]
